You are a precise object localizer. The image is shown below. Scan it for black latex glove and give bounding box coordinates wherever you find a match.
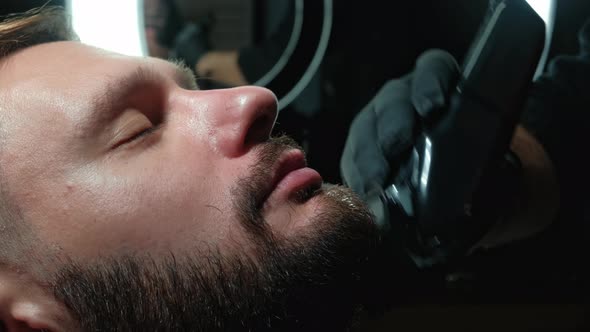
[340,49,460,204]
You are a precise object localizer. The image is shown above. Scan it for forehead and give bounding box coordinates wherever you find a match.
[0,41,187,134]
[0,41,169,96]
[1,41,126,85]
[0,42,125,118]
[0,42,104,133]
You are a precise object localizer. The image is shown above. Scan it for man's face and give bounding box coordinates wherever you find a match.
[0,42,378,330]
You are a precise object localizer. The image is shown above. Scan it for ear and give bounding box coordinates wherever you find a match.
[0,267,75,332]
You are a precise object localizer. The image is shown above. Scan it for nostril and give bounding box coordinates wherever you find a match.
[244,111,274,146]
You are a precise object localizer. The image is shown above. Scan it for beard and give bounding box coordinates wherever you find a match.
[51,136,380,332]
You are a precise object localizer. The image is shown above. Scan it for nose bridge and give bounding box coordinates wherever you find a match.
[174,86,278,157]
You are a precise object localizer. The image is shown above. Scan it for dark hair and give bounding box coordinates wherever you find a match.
[0,6,77,58]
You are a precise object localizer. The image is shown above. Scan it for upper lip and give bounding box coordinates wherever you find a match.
[260,149,307,205]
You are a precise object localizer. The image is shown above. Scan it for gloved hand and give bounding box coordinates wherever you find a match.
[340,49,460,205]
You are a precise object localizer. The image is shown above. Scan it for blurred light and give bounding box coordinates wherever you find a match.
[420,138,432,192]
[526,0,556,77]
[526,0,552,24]
[68,0,147,57]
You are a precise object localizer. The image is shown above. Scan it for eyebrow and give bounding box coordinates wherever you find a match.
[168,59,200,91]
[82,61,198,135]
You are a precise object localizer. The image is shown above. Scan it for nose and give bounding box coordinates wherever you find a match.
[196,86,278,157]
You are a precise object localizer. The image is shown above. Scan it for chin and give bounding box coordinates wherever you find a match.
[244,183,379,331]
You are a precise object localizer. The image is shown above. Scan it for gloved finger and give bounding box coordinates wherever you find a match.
[411,49,461,119]
[341,76,416,198]
[374,78,417,163]
[341,103,390,198]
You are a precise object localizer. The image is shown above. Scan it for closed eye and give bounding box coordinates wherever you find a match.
[112,123,163,150]
[130,125,160,142]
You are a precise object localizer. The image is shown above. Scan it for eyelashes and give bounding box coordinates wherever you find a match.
[130,124,160,142]
[112,122,163,150]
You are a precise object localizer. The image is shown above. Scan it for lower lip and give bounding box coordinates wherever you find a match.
[266,167,323,205]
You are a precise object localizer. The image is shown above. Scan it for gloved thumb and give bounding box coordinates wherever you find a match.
[411,49,460,119]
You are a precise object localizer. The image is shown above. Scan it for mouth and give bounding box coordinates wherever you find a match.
[261,149,323,209]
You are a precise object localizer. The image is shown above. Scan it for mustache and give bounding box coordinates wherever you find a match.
[255,135,303,167]
[232,135,303,242]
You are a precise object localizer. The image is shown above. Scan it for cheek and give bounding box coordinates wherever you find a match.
[28,152,243,261]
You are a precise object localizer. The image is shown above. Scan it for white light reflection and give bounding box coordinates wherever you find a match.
[526,0,552,24]
[526,0,556,77]
[68,0,147,57]
[420,138,433,193]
